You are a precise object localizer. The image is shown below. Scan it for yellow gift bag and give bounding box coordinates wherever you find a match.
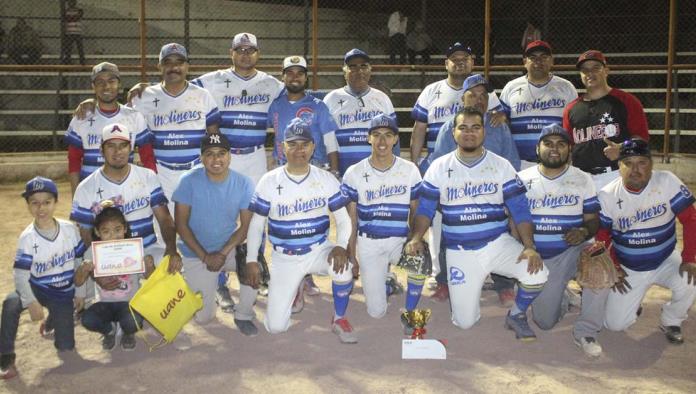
[129,256,202,349]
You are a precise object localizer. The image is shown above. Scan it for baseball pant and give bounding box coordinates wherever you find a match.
[182,254,258,325]
[446,233,548,329]
[265,242,353,334]
[230,148,266,186]
[430,211,442,279]
[605,249,696,331]
[572,288,610,340]
[357,235,405,318]
[156,164,188,218]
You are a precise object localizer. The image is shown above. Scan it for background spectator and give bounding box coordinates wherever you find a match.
[7,18,43,64]
[388,10,407,64]
[406,20,433,65]
[62,0,85,65]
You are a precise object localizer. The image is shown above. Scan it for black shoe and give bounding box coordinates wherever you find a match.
[102,323,117,351]
[659,325,684,344]
[216,285,235,313]
[120,333,137,351]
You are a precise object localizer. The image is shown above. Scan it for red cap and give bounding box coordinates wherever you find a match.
[524,40,552,56]
[576,50,607,68]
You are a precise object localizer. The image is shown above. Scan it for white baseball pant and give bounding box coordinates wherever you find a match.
[356,235,405,318]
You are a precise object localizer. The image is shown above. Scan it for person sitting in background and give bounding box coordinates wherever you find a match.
[6,18,43,64]
[406,20,433,65]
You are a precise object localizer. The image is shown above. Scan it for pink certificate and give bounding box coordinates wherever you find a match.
[92,238,145,277]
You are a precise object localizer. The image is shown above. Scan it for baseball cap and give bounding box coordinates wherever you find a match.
[576,50,607,68]
[101,123,131,144]
[283,56,307,71]
[618,138,651,160]
[200,132,231,153]
[445,42,473,58]
[537,123,570,144]
[463,74,493,93]
[231,33,258,50]
[91,62,120,82]
[284,118,313,142]
[344,48,370,64]
[368,114,398,134]
[159,43,188,63]
[22,176,58,199]
[524,40,552,56]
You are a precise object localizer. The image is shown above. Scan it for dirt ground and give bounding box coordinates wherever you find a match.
[0,181,695,393]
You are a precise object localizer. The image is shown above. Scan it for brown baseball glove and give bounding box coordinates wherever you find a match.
[576,242,620,289]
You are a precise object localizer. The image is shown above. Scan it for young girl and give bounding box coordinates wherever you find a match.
[75,202,154,351]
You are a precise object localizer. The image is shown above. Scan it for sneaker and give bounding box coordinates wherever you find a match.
[120,333,137,351]
[332,318,358,344]
[39,319,54,339]
[660,325,684,345]
[234,319,258,337]
[426,276,439,291]
[304,275,320,296]
[565,288,582,310]
[102,323,117,351]
[386,274,404,297]
[173,332,192,351]
[216,285,236,314]
[400,313,415,336]
[292,281,305,314]
[498,288,515,307]
[258,284,269,297]
[0,354,17,380]
[504,311,536,341]
[574,336,602,357]
[430,283,449,302]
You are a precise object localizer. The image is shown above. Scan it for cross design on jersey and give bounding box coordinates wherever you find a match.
[153,98,160,107]
[616,198,624,209]
[515,87,524,96]
[526,179,534,190]
[434,89,442,99]
[33,243,39,253]
[224,79,231,88]
[96,187,104,199]
[362,172,370,183]
[276,184,283,195]
[447,168,454,178]
[338,99,345,107]
[88,117,95,127]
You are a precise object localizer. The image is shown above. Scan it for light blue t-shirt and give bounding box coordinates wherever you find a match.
[172,167,254,258]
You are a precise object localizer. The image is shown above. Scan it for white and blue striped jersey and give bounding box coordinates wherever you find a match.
[70,165,168,249]
[323,87,397,176]
[64,105,150,180]
[192,69,283,150]
[14,219,85,304]
[131,83,220,165]
[249,165,349,254]
[417,150,531,250]
[341,156,421,238]
[411,79,501,155]
[598,171,695,271]
[518,165,600,259]
[499,75,577,161]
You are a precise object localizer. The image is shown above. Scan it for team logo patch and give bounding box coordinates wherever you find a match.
[290,56,301,64]
[449,266,466,285]
[296,107,315,125]
[681,185,693,199]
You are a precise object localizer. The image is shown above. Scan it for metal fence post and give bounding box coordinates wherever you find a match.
[662,0,677,162]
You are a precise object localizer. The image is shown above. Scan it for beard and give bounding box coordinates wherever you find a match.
[285,84,304,94]
[539,156,568,169]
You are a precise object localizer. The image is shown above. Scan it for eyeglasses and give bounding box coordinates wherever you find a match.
[234,47,257,55]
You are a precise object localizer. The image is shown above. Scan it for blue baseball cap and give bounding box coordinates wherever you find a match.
[22,176,58,199]
[284,118,313,142]
[159,43,188,63]
[538,123,571,144]
[463,74,493,93]
[618,138,651,160]
[344,48,370,64]
[445,42,473,58]
[368,114,398,134]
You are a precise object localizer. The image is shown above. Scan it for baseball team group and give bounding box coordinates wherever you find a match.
[1,31,695,380]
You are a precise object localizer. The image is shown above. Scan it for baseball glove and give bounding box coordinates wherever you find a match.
[235,243,270,287]
[576,242,619,289]
[396,241,433,276]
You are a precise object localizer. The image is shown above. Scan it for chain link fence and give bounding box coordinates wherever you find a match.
[0,0,694,154]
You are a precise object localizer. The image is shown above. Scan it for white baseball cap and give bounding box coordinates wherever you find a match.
[282,56,307,71]
[101,123,131,144]
[231,33,258,50]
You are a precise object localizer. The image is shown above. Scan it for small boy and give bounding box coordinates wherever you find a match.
[0,177,85,380]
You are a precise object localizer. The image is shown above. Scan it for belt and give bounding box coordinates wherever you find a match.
[157,159,200,171]
[358,231,391,240]
[584,166,614,175]
[273,242,321,256]
[230,145,264,155]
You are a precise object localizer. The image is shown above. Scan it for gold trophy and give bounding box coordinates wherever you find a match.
[402,309,432,339]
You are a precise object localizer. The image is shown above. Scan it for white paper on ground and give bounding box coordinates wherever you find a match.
[401,339,447,359]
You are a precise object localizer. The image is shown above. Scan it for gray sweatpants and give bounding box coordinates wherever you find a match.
[182,254,257,324]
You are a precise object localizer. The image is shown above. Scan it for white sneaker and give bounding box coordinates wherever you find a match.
[332,318,358,344]
[574,336,602,358]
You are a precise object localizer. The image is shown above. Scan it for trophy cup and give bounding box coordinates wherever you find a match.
[402,309,432,339]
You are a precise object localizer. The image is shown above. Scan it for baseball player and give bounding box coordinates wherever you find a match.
[1,177,85,380]
[268,56,339,174]
[246,119,357,343]
[130,43,221,215]
[517,124,605,356]
[342,114,423,321]
[71,123,182,273]
[172,133,259,334]
[563,50,649,190]
[65,62,156,195]
[405,106,548,341]
[323,48,398,177]
[593,139,696,345]
[499,41,577,168]
[191,32,284,184]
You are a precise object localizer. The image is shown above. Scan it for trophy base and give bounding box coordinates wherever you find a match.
[401,339,447,360]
